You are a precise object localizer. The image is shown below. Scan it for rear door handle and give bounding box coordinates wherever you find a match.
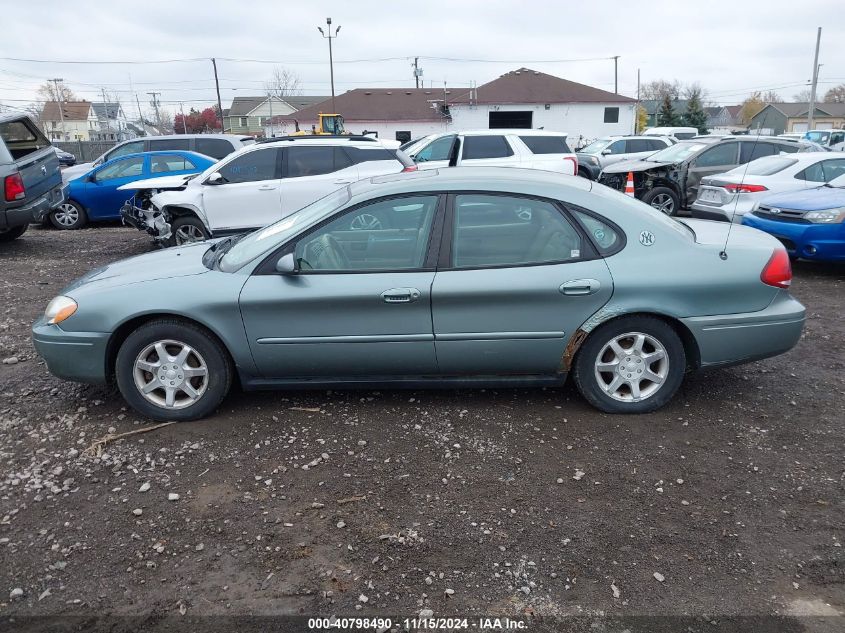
[560,279,601,296]
[258,185,278,191]
[334,179,354,184]
[381,288,421,303]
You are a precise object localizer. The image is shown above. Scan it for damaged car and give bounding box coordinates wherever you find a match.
[598,137,812,216]
[119,136,416,246]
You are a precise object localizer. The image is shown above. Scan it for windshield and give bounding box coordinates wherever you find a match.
[726,156,797,176]
[578,139,612,155]
[804,131,830,144]
[218,188,351,272]
[647,142,707,163]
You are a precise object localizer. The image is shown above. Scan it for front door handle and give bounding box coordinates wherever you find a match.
[334,179,354,185]
[258,185,278,191]
[381,288,421,303]
[560,279,601,296]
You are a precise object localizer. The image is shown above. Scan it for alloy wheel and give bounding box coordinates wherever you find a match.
[133,339,209,409]
[594,331,669,402]
[54,203,80,227]
[175,224,205,244]
[650,194,675,215]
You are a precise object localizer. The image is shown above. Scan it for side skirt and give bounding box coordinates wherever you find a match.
[241,374,567,392]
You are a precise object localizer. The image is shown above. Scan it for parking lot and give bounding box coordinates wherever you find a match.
[1,225,844,628]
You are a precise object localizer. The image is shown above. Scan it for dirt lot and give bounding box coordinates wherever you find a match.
[0,225,843,632]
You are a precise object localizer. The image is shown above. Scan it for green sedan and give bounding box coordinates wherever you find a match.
[32,167,805,421]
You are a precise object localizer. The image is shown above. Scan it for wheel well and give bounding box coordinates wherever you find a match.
[569,312,701,372]
[577,167,592,180]
[105,313,236,382]
[162,205,199,220]
[646,180,682,199]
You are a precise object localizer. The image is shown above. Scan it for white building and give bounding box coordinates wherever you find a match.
[268,68,636,145]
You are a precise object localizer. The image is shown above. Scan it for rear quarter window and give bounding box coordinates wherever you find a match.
[195,138,237,159]
[345,147,397,164]
[462,135,514,159]
[519,136,572,154]
[571,209,625,255]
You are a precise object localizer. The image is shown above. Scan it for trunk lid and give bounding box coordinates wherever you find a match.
[0,116,61,204]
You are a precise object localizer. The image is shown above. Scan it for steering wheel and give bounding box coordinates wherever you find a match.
[316,233,350,270]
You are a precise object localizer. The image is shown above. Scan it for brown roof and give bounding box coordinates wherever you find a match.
[273,89,449,123]
[724,105,742,118]
[41,101,92,121]
[450,68,635,105]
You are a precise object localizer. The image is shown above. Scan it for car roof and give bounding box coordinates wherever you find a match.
[455,129,569,137]
[100,150,215,162]
[121,133,251,143]
[248,136,392,150]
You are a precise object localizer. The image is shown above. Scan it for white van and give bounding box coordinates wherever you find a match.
[802,129,845,152]
[642,126,698,140]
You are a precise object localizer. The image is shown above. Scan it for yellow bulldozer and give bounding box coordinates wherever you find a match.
[293,113,348,136]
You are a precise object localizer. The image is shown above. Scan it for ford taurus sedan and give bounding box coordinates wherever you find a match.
[32,168,805,421]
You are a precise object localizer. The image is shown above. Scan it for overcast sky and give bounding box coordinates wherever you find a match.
[2,0,842,120]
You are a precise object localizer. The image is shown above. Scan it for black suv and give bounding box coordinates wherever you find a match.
[598,136,811,215]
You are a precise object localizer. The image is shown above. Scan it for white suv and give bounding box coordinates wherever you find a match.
[407,130,577,176]
[120,136,415,245]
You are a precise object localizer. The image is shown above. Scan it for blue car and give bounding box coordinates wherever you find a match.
[50,151,216,230]
[742,174,845,262]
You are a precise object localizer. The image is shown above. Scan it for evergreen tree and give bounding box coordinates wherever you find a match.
[683,89,709,134]
[656,94,679,126]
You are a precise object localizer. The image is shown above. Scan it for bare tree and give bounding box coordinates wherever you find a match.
[264,67,302,98]
[793,88,813,102]
[760,90,783,103]
[640,79,681,101]
[823,84,845,103]
[37,81,77,103]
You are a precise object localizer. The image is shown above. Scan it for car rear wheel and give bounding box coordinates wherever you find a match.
[572,316,685,414]
[0,224,28,242]
[642,187,679,216]
[169,216,209,247]
[115,319,232,422]
[51,200,88,230]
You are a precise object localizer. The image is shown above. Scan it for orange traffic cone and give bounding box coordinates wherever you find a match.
[624,172,635,197]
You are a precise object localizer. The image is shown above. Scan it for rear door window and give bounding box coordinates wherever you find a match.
[285,146,352,178]
[518,136,572,154]
[345,147,398,165]
[694,143,737,167]
[739,142,776,163]
[148,138,190,151]
[195,138,235,159]
[150,154,197,173]
[461,135,514,160]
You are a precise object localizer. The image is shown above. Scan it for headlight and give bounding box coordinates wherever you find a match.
[804,207,845,224]
[44,296,78,325]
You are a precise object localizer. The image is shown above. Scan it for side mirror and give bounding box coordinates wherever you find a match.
[275,253,297,274]
[601,149,612,155]
[87,173,98,183]
[206,172,224,185]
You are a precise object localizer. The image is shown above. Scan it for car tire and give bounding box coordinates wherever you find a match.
[168,216,210,247]
[572,316,686,414]
[50,200,88,230]
[115,319,233,422]
[0,224,28,242]
[642,187,680,216]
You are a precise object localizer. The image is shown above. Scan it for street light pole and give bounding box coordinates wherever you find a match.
[318,17,341,112]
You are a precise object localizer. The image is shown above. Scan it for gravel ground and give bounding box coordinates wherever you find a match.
[0,225,843,631]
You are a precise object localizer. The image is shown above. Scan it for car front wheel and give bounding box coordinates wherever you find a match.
[0,224,28,242]
[572,316,686,414]
[168,216,209,247]
[115,319,232,422]
[642,187,679,216]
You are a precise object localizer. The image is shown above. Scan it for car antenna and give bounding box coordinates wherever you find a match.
[720,109,770,260]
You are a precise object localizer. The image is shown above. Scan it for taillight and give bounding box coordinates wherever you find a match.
[402,165,418,172]
[4,173,25,202]
[563,156,578,175]
[760,248,792,288]
[724,183,768,193]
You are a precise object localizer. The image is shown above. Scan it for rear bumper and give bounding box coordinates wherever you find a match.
[742,213,845,262]
[681,293,805,368]
[32,320,110,384]
[689,201,751,223]
[0,183,66,229]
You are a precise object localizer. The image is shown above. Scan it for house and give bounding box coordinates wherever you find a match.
[268,68,636,143]
[749,102,845,135]
[91,102,135,141]
[641,99,689,128]
[224,95,328,136]
[40,101,99,141]
[706,105,743,134]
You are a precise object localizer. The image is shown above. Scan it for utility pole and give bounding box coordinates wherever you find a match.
[267,91,274,137]
[613,56,619,94]
[211,58,225,132]
[179,102,188,134]
[807,27,822,133]
[412,57,422,89]
[147,92,162,133]
[635,67,641,134]
[318,17,341,112]
[50,78,66,141]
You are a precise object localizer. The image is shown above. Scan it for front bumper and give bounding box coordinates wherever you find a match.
[742,213,845,262]
[0,183,66,229]
[32,319,111,384]
[681,292,805,369]
[120,202,172,242]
